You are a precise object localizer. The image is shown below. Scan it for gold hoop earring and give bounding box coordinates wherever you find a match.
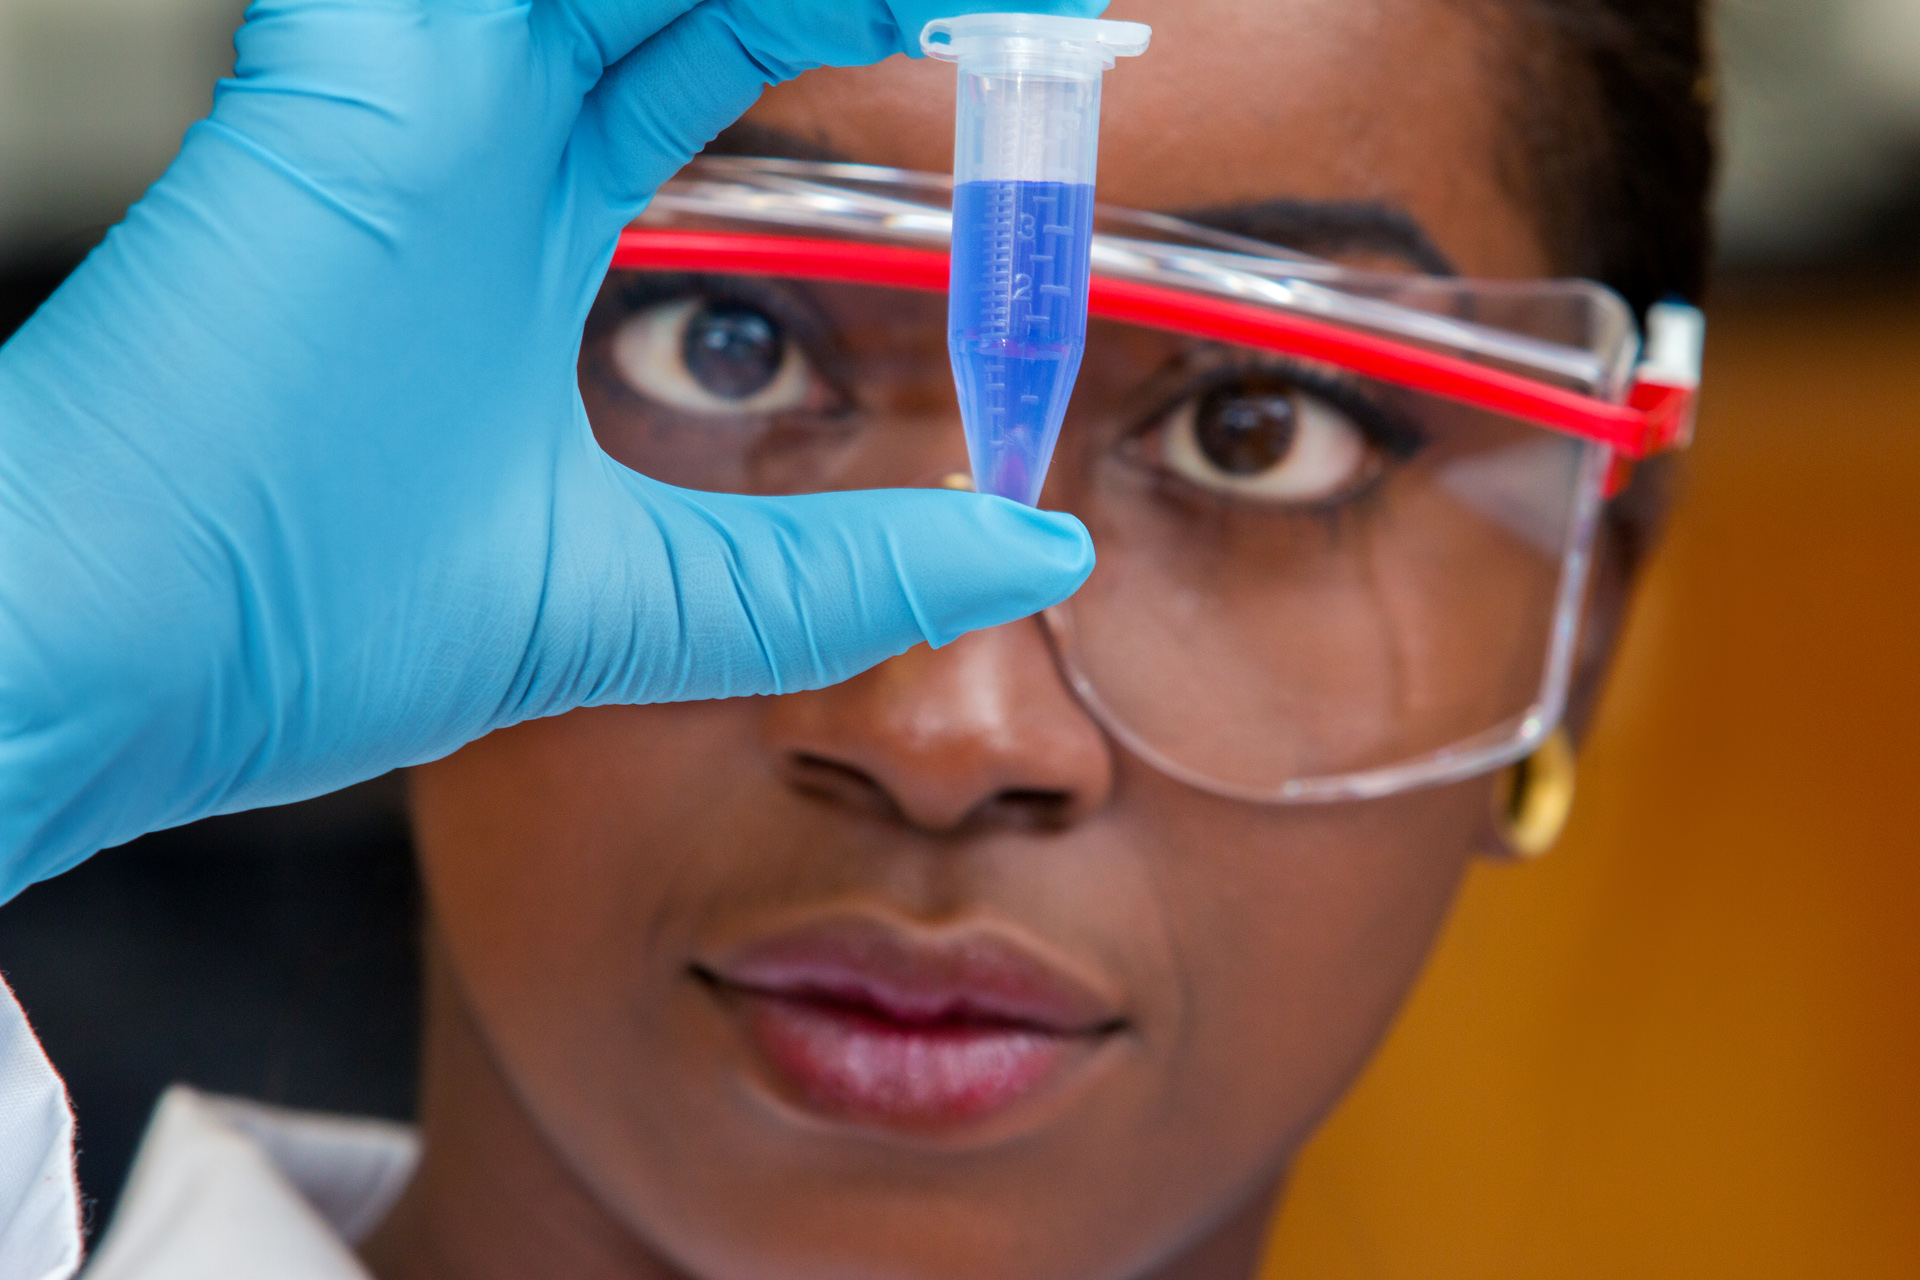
[1491,728,1577,859]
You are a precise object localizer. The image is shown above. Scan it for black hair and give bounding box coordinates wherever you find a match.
[1496,0,1716,317]
[1489,0,1714,708]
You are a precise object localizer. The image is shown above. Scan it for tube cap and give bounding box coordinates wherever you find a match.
[921,13,1152,69]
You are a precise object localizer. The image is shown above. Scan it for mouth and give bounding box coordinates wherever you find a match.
[695,917,1127,1134]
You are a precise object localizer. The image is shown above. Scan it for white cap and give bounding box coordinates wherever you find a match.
[921,14,1152,71]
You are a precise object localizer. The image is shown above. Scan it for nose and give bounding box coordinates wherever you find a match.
[758,618,1115,835]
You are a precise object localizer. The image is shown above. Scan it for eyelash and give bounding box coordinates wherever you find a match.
[1133,356,1428,462]
[1119,355,1429,523]
[606,273,853,411]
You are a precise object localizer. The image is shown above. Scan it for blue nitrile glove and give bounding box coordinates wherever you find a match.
[0,0,1103,895]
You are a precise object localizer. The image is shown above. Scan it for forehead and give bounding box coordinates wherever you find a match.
[742,0,1549,279]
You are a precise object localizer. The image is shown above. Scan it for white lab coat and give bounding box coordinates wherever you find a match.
[0,976,81,1280]
[0,975,417,1280]
[82,1087,416,1280]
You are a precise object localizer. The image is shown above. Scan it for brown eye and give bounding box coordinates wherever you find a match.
[683,303,785,400]
[612,298,813,414]
[1191,386,1298,475]
[1153,376,1374,503]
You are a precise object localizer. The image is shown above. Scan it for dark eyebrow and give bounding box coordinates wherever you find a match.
[1169,199,1457,275]
[699,121,851,164]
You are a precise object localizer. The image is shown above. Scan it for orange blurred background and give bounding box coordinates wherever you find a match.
[1262,287,1920,1277]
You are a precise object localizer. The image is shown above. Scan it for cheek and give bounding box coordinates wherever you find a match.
[1128,770,1484,1164]
[410,707,746,987]
[407,703,770,1140]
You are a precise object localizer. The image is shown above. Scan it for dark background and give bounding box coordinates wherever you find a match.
[0,759,419,1230]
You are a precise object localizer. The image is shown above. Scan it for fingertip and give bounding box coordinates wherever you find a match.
[909,492,1094,649]
[974,495,1096,589]
[642,483,1093,686]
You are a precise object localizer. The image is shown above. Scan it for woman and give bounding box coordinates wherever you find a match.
[83,0,1712,1277]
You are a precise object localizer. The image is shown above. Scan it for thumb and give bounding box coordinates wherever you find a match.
[558,474,1095,709]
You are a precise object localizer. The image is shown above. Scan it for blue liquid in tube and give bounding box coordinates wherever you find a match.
[948,179,1096,506]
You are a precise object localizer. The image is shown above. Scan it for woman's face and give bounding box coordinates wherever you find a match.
[407,2,1561,1277]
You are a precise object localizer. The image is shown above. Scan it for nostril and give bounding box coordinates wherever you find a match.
[986,789,1078,833]
[783,753,902,822]
[784,754,1078,835]
[761,625,1115,834]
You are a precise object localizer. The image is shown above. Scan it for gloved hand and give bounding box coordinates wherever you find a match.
[0,0,1102,894]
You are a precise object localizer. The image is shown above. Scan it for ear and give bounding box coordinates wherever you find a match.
[1475,455,1680,862]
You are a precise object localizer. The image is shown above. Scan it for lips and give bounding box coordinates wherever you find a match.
[697,917,1123,1132]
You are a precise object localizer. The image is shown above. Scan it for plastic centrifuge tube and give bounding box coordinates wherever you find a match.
[922,13,1150,506]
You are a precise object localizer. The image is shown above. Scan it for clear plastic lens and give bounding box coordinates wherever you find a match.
[581,270,1604,799]
[1054,403,1599,798]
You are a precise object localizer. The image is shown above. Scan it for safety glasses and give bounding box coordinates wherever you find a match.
[588,157,1702,802]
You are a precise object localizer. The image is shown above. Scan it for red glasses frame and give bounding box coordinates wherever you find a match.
[611,228,1695,463]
